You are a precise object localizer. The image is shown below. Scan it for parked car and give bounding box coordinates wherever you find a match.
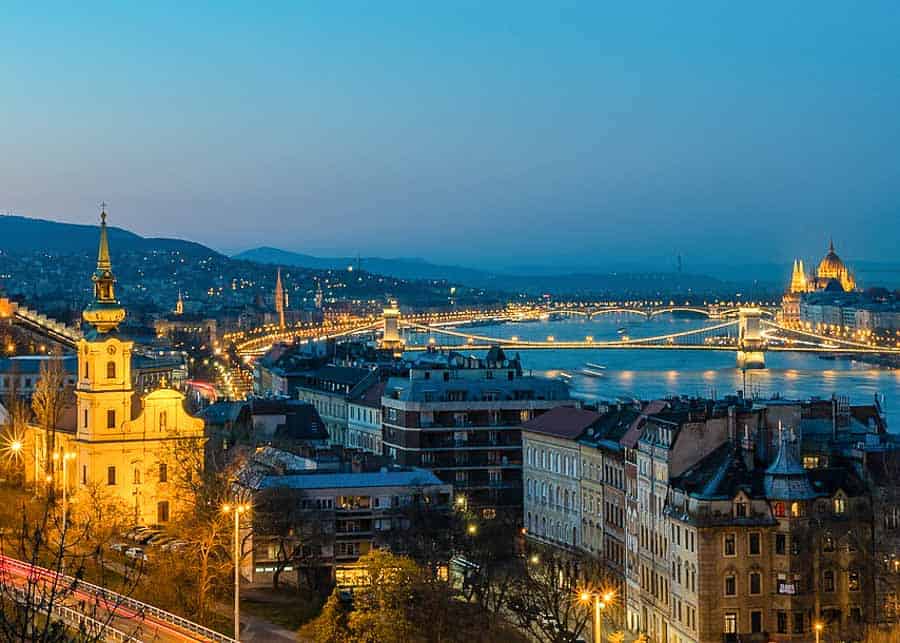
[124,526,149,540]
[161,539,188,552]
[146,533,173,546]
[125,547,148,561]
[134,530,162,545]
[110,542,128,553]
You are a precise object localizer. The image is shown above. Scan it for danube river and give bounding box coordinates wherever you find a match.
[407,314,900,428]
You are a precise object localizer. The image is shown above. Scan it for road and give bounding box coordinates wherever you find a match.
[0,554,232,642]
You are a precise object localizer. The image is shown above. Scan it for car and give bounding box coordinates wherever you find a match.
[123,526,148,540]
[110,542,128,553]
[124,547,148,561]
[161,539,188,552]
[146,533,173,546]
[134,530,162,545]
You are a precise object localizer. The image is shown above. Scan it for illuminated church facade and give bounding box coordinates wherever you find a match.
[25,210,205,526]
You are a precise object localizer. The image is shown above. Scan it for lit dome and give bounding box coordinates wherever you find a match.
[816,240,846,279]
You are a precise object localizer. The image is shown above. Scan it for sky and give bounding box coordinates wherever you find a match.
[2,2,899,272]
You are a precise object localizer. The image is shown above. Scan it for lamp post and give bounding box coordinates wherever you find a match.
[814,620,823,643]
[52,449,76,573]
[222,501,250,642]
[579,589,615,643]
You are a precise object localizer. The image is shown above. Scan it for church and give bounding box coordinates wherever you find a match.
[782,240,857,322]
[25,210,205,526]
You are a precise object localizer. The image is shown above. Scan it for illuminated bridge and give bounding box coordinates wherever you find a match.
[229,302,900,369]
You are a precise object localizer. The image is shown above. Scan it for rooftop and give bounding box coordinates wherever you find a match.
[258,467,447,491]
[522,405,600,440]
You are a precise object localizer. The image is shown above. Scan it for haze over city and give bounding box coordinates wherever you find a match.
[3,2,900,270]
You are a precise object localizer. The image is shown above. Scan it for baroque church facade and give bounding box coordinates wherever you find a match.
[26,210,205,526]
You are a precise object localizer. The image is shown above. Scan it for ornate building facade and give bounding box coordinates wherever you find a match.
[26,210,205,526]
[782,240,857,322]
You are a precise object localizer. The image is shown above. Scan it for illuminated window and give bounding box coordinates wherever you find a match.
[833,496,845,514]
[774,502,786,517]
[724,613,737,633]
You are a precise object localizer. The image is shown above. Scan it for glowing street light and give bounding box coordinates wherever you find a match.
[814,621,824,643]
[222,501,250,641]
[578,588,615,643]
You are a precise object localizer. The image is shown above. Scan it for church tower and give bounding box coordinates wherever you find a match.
[66,206,203,526]
[314,280,324,310]
[174,290,184,316]
[274,267,286,329]
[76,207,135,443]
[788,259,808,294]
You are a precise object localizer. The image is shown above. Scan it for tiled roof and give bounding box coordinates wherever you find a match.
[352,380,387,408]
[522,406,600,440]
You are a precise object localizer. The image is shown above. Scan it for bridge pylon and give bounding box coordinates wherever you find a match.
[380,300,404,354]
[736,307,766,369]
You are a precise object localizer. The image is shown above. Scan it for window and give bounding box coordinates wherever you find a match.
[724,613,737,634]
[157,501,169,523]
[82,465,87,485]
[749,572,761,595]
[823,534,835,552]
[833,496,845,514]
[748,532,761,556]
[803,455,819,469]
[723,533,736,557]
[777,611,788,634]
[824,569,835,592]
[849,570,860,591]
[133,467,141,484]
[724,574,736,596]
[750,610,762,633]
[159,411,167,430]
[106,361,116,379]
[83,409,88,428]
[735,501,747,518]
[107,466,116,486]
[793,612,805,634]
[84,362,89,378]
[106,409,116,429]
[159,463,168,482]
[774,501,786,517]
[791,501,802,517]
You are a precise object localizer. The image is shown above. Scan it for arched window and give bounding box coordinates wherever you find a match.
[84,362,89,378]
[133,467,141,484]
[106,361,116,379]
[159,411,167,431]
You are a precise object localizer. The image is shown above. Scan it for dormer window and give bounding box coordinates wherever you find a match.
[833,495,846,514]
[735,501,747,518]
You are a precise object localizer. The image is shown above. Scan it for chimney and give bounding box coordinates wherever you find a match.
[741,424,755,471]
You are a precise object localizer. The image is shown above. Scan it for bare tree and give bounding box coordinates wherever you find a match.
[508,545,592,643]
[31,358,68,475]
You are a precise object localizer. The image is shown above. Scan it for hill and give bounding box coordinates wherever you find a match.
[234,247,491,284]
[0,215,219,257]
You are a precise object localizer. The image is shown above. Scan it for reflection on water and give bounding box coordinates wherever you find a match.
[405,315,900,429]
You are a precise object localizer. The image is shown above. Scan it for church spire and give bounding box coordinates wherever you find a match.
[275,267,285,329]
[83,204,126,333]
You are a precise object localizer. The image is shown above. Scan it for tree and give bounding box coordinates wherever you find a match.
[31,357,68,475]
[0,478,144,641]
[303,550,524,643]
[507,546,592,643]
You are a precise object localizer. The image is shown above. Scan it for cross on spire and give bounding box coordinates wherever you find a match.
[99,201,108,224]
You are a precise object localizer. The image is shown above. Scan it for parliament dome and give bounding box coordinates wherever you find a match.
[816,240,846,279]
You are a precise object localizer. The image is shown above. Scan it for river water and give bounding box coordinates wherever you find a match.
[405,314,900,429]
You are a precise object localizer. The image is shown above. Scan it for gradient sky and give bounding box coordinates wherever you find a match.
[3,2,899,270]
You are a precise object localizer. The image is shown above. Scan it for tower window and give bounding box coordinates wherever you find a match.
[106,361,116,379]
[106,409,116,429]
[159,463,168,482]
[133,468,141,484]
[84,363,89,378]
[83,409,88,428]
[157,501,170,523]
[107,466,116,486]
[159,411,167,431]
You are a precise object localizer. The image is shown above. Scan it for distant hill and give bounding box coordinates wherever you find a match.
[234,247,751,298]
[234,247,492,284]
[0,215,220,257]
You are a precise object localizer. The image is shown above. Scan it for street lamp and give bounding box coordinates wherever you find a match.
[578,588,615,643]
[222,501,250,642]
[814,621,824,643]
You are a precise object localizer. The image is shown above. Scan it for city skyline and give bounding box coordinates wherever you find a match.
[3,2,900,267]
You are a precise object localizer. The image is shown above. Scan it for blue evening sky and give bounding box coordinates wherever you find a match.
[2,2,899,271]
